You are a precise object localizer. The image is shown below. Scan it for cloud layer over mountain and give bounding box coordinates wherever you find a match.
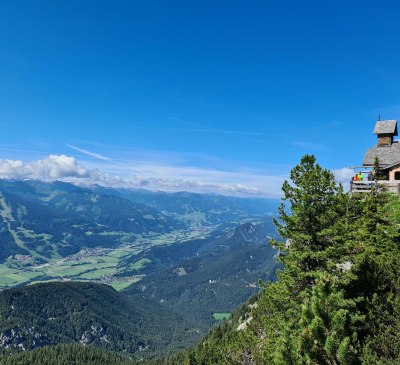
[0,155,274,198]
[0,154,353,198]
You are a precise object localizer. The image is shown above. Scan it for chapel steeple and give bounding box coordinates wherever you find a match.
[374,120,398,147]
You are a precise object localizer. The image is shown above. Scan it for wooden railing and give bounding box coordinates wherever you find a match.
[350,180,400,194]
[350,181,377,193]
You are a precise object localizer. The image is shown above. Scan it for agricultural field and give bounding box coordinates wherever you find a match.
[0,266,45,286]
[110,277,143,291]
[0,228,211,291]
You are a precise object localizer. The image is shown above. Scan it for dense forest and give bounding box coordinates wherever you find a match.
[0,282,196,359]
[0,344,136,365]
[1,155,400,364]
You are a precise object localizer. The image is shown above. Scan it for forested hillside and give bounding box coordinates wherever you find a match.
[124,221,279,328]
[0,282,197,359]
[160,155,400,364]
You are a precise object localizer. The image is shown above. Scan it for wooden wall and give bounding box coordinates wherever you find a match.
[378,134,393,146]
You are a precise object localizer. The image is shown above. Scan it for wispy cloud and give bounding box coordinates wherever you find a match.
[66,144,114,162]
[175,128,263,136]
[291,141,329,151]
[167,116,287,140]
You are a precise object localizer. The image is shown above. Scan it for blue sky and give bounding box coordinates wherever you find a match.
[1,0,400,197]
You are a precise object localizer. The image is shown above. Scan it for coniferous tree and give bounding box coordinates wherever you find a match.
[273,154,349,292]
[298,273,363,365]
[250,155,351,363]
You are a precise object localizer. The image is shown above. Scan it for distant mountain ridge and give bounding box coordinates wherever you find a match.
[92,186,278,224]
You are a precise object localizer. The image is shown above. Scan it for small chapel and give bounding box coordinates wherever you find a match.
[355,119,400,193]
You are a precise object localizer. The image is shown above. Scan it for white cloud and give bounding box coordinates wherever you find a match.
[333,167,355,185]
[0,155,280,198]
[0,155,90,180]
[126,175,272,197]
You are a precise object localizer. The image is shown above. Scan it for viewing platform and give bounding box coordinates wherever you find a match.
[350,180,376,193]
[352,119,400,195]
[350,180,400,194]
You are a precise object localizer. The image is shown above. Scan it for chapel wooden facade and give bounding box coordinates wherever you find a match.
[358,119,400,194]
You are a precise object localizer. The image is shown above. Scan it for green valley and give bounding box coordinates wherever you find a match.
[0,180,275,291]
[0,228,209,290]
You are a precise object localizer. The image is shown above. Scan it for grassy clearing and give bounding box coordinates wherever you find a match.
[40,190,63,202]
[77,267,116,279]
[106,246,135,259]
[0,265,45,287]
[99,231,125,236]
[110,277,142,291]
[17,228,52,241]
[144,229,206,247]
[213,312,231,321]
[46,260,116,277]
[129,258,151,271]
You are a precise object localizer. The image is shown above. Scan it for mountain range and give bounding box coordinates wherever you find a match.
[0,179,280,358]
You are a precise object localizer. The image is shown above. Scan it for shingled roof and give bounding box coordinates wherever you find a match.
[374,120,398,135]
[363,142,400,167]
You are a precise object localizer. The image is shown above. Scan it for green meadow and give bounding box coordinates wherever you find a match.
[0,228,208,291]
[212,312,231,321]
